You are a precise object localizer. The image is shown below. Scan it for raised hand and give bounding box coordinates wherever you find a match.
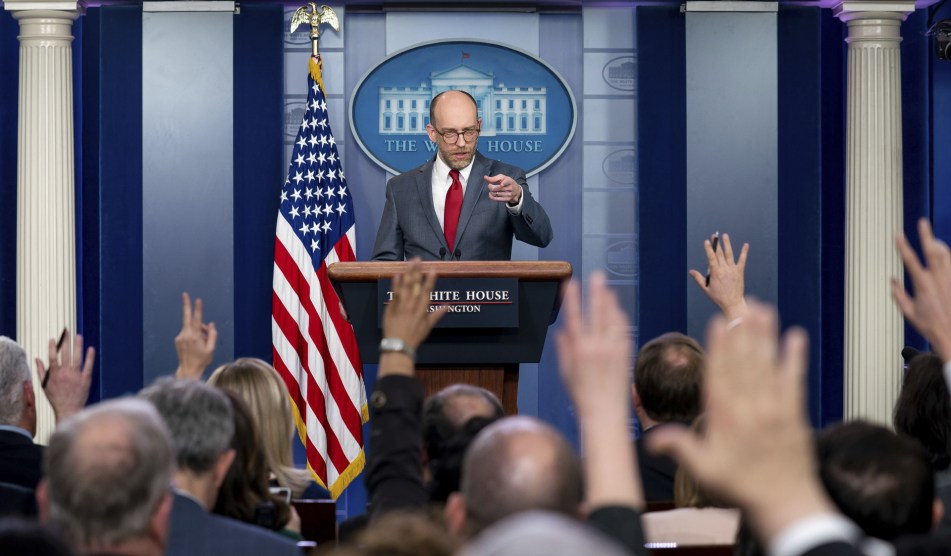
[379,260,447,377]
[556,272,632,418]
[37,330,95,423]
[174,292,218,380]
[556,272,642,510]
[893,218,951,361]
[689,233,749,321]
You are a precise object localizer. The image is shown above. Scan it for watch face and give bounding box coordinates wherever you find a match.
[380,338,405,351]
[379,338,414,360]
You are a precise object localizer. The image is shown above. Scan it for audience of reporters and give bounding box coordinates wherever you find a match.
[643,219,951,555]
[139,377,300,556]
[12,220,951,556]
[364,263,645,554]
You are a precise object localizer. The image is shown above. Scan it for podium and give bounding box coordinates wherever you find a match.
[327,261,572,414]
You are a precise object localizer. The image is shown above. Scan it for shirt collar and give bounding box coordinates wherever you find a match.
[172,487,208,511]
[433,154,475,184]
[0,424,33,441]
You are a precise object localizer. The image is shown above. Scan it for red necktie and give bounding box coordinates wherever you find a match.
[444,169,463,251]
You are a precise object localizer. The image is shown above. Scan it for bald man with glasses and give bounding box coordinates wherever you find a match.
[371,89,553,261]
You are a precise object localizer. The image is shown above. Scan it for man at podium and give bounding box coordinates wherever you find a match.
[371,90,553,261]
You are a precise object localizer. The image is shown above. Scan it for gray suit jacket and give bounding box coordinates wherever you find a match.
[371,152,553,261]
[166,493,301,556]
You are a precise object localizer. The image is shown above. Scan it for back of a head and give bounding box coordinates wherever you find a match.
[208,358,311,494]
[460,416,582,538]
[333,512,458,556]
[0,336,31,426]
[139,377,234,474]
[423,385,504,502]
[44,398,174,548]
[894,353,951,471]
[634,332,704,423]
[817,421,935,540]
[461,511,627,556]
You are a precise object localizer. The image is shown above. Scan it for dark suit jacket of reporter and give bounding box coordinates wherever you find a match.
[635,424,679,502]
[0,429,44,490]
[371,152,553,261]
[166,492,301,556]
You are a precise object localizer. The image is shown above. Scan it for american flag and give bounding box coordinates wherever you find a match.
[272,58,367,498]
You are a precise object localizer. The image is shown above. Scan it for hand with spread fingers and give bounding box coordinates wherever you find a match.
[174,292,218,380]
[647,302,838,545]
[556,272,643,511]
[893,218,951,362]
[379,260,447,377]
[37,330,95,423]
[689,233,749,321]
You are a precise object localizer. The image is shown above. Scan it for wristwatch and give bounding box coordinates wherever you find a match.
[379,337,416,361]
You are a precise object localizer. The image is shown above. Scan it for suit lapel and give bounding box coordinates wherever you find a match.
[416,160,450,252]
[454,152,489,249]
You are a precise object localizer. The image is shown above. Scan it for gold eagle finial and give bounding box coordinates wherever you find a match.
[290,4,339,88]
[291,4,339,57]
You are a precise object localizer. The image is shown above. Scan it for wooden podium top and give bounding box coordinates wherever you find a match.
[327,261,573,282]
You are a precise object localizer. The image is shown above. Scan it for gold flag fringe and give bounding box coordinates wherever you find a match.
[288,393,369,499]
[310,55,325,93]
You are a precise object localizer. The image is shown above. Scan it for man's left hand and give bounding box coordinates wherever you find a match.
[485,174,522,205]
[38,331,95,423]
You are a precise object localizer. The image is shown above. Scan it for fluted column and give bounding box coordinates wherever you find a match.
[835,1,913,424]
[10,6,81,442]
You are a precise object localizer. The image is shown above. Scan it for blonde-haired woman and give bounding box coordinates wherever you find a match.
[209,357,328,498]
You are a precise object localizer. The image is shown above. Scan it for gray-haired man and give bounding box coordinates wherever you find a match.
[139,378,300,556]
[0,333,94,490]
[37,398,175,556]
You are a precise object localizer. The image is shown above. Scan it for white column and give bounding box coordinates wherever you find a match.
[9,4,81,442]
[835,1,913,424]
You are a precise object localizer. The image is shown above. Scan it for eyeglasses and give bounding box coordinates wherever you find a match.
[433,127,480,143]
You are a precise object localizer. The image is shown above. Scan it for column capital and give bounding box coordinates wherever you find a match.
[832,1,915,22]
[4,0,84,16]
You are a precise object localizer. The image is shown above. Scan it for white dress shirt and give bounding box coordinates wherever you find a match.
[430,156,523,234]
[431,155,474,232]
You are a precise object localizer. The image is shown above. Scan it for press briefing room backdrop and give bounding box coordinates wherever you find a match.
[2,0,951,517]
